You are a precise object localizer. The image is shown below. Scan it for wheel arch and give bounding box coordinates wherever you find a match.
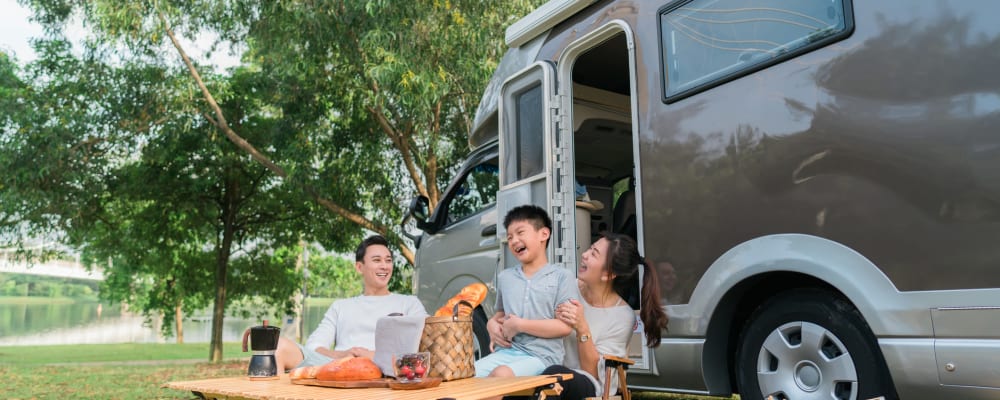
[704,272,841,394]
[688,234,913,395]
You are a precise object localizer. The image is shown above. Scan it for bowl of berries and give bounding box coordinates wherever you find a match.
[393,352,430,383]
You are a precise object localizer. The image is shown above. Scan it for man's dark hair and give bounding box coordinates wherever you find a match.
[502,204,552,232]
[355,235,391,261]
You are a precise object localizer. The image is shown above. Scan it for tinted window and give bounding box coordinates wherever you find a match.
[507,84,544,183]
[446,161,500,226]
[660,0,850,100]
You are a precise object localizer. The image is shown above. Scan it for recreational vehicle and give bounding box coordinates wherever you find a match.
[406,1,1000,399]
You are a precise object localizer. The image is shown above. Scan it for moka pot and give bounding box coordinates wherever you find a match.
[242,320,281,380]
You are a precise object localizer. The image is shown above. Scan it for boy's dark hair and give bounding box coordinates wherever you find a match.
[355,235,391,261]
[503,204,552,232]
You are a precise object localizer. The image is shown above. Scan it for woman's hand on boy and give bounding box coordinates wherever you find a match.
[556,299,585,330]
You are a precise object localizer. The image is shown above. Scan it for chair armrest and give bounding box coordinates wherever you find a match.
[603,354,635,366]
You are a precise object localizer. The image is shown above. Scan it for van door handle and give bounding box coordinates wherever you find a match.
[482,224,497,236]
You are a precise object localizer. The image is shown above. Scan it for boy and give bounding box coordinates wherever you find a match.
[475,204,578,377]
[274,235,427,371]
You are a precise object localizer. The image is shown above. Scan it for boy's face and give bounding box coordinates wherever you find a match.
[356,244,393,292]
[506,219,550,266]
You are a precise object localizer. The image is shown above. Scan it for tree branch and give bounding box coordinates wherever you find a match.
[366,105,429,203]
[156,10,413,264]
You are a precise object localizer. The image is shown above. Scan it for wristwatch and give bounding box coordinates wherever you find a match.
[578,333,591,343]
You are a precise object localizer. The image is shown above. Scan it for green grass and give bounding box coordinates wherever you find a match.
[0,342,735,400]
[1,361,247,399]
[304,297,335,306]
[634,393,736,400]
[0,342,245,366]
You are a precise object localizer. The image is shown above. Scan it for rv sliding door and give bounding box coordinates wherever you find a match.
[497,61,577,272]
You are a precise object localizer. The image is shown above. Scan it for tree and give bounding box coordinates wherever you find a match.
[6,0,546,360]
[44,0,544,264]
[1,36,339,360]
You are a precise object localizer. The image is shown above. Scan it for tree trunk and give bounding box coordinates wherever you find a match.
[283,241,306,342]
[210,178,238,362]
[175,302,184,344]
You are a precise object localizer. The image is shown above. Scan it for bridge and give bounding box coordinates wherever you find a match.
[0,257,105,281]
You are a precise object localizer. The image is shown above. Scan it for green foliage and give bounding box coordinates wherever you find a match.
[304,251,362,299]
[4,0,548,359]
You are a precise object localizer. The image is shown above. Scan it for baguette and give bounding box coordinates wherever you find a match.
[434,282,488,317]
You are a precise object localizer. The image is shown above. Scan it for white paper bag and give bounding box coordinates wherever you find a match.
[373,314,425,376]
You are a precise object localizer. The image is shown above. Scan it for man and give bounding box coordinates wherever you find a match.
[274,235,427,371]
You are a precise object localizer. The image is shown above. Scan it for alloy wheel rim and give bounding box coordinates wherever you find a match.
[755,321,858,400]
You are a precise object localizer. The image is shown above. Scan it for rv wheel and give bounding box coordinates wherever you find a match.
[735,289,897,400]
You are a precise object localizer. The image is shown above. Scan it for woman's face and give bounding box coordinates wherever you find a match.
[578,238,612,284]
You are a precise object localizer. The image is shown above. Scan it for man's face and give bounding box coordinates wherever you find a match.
[356,244,393,292]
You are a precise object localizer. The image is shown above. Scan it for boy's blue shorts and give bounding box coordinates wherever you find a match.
[474,347,546,377]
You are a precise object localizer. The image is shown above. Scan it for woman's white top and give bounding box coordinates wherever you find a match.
[562,297,636,397]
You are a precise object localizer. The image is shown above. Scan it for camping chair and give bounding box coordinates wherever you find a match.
[584,354,635,400]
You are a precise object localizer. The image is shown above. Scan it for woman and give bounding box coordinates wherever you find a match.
[545,233,668,399]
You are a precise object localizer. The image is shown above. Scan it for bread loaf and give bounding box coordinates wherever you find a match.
[434,282,488,317]
[315,356,382,381]
[289,365,318,380]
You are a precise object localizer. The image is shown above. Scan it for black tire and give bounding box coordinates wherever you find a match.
[735,289,897,400]
[473,307,492,360]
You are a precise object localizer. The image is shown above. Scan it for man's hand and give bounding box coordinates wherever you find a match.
[348,347,375,359]
[487,312,511,349]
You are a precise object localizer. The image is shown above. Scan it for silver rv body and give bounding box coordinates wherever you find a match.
[406,1,1000,399]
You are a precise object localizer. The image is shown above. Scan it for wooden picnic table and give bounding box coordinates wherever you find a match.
[163,373,572,400]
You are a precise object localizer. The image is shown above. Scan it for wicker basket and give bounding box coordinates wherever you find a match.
[419,301,475,381]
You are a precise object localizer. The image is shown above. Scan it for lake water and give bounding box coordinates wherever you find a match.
[0,300,330,346]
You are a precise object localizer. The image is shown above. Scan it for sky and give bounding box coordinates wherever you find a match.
[0,0,240,68]
[0,0,45,63]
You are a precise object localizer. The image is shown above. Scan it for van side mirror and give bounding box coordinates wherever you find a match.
[410,195,430,223]
[401,195,433,242]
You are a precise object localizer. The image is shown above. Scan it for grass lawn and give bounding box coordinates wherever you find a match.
[0,342,734,400]
[0,342,245,366]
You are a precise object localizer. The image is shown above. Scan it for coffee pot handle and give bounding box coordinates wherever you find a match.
[242,327,251,352]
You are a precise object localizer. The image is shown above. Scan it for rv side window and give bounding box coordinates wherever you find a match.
[660,0,851,102]
[503,84,544,185]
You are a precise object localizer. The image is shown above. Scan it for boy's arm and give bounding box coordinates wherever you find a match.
[503,314,572,339]
[504,268,578,339]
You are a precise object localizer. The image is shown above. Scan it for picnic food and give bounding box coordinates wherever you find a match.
[434,282,488,317]
[393,352,430,382]
[288,365,318,380]
[315,356,382,381]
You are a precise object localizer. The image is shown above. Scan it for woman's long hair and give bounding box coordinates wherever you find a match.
[602,232,669,347]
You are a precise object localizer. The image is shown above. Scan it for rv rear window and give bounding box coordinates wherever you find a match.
[659,0,852,102]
